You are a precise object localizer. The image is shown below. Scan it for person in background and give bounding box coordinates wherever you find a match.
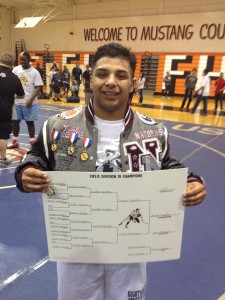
[35,63,44,94]
[69,78,79,97]
[180,68,197,112]
[61,65,70,97]
[129,76,137,104]
[191,68,210,116]
[47,65,56,98]
[72,62,82,97]
[82,65,91,90]
[0,51,24,167]
[83,65,92,105]
[137,72,145,106]
[162,71,172,98]
[214,72,225,111]
[51,68,61,101]
[8,51,43,148]
[15,42,206,300]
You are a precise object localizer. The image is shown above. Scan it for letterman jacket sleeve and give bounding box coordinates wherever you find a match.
[15,120,53,192]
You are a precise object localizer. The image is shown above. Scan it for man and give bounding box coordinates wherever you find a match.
[0,51,24,168]
[214,72,225,111]
[61,65,70,96]
[71,61,82,97]
[82,65,92,104]
[162,71,172,98]
[82,64,91,89]
[50,68,61,101]
[180,68,197,111]
[15,43,206,300]
[191,68,210,116]
[8,51,43,148]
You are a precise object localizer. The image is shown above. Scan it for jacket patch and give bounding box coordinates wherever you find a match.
[136,111,157,125]
[58,106,82,119]
[124,140,161,172]
[135,128,163,140]
[62,125,84,136]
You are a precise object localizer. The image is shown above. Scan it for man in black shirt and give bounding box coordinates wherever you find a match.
[0,52,24,168]
[71,62,82,97]
[82,65,91,89]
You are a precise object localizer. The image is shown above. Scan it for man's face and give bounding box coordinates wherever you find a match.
[91,56,133,120]
[20,55,30,69]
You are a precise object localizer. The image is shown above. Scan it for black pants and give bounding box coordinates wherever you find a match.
[192,94,208,114]
[214,93,223,110]
[181,88,194,109]
[138,89,143,103]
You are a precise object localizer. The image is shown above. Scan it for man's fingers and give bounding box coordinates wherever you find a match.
[21,168,50,192]
[182,181,206,206]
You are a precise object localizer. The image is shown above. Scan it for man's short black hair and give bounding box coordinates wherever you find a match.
[92,43,136,76]
[20,51,30,60]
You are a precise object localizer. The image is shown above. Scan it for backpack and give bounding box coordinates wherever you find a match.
[66,96,80,103]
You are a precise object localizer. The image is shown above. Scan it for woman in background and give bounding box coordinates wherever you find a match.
[137,72,145,106]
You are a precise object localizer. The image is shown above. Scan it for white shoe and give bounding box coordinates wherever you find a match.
[7,140,19,149]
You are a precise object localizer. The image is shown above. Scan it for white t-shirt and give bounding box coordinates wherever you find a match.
[94,116,124,172]
[138,77,145,89]
[200,75,211,96]
[13,65,43,105]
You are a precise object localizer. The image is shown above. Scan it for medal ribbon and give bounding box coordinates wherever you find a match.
[69,133,79,144]
[52,130,61,141]
[83,137,92,149]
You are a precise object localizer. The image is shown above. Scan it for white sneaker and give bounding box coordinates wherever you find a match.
[7,140,19,149]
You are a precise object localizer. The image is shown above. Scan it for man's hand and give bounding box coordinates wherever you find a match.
[182,181,206,206]
[21,167,50,192]
[26,99,33,107]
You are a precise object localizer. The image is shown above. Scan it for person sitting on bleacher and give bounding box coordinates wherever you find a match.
[66,79,80,103]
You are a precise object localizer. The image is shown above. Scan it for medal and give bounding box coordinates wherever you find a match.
[80,151,89,161]
[68,133,79,155]
[80,137,92,161]
[68,146,75,155]
[46,185,55,196]
[51,142,57,151]
[51,129,61,152]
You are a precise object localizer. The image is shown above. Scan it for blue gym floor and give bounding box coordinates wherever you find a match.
[0,103,225,300]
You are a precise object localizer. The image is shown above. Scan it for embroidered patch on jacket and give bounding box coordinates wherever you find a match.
[136,111,157,125]
[57,106,82,119]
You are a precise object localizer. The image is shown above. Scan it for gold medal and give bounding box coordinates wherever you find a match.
[46,186,55,196]
[80,151,89,161]
[81,137,92,161]
[51,142,57,152]
[68,146,75,155]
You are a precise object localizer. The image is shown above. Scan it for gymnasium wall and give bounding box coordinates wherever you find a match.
[0,7,11,53]
[13,11,225,96]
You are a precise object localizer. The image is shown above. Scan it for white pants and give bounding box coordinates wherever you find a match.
[57,262,147,300]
